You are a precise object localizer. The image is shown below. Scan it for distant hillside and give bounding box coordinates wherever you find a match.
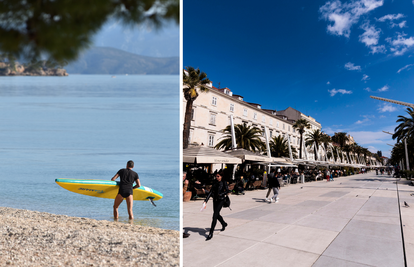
[65,47,179,75]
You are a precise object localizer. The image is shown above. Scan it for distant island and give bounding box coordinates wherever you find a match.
[0,46,178,76]
[0,61,68,76]
[64,46,179,75]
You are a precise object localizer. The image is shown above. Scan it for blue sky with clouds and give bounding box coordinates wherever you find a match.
[184,0,414,157]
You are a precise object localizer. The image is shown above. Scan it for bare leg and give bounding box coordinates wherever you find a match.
[126,195,134,220]
[113,194,124,220]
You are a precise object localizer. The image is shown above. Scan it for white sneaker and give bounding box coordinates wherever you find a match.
[276,197,279,200]
[271,199,275,203]
[275,200,279,203]
[265,198,269,202]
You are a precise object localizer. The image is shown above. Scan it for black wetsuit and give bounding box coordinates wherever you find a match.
[117,168,139,198]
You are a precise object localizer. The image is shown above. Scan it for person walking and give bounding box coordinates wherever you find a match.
[204,170,229,241]
[265,169,275,202]
[326,169,330,182]
[268,170,281,203]
[111,160,140,221]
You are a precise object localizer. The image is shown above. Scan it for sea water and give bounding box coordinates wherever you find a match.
[0,75,179,230]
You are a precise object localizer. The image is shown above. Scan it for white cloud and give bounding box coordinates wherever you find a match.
[369,45,386,54]
[348,130,393,145]
[378,85,389,92]
[324,127,335,135]
[355,114,374,124]
[345,62,361,70]
[391,21,407,29]
[397,64,414,73]
[327,81,331,84]
[359,22,386,54]
[359,22,380,46]
[378,103,397,112]
[377,13,405,22]
[364,87,371,91]
[328,88,353,96]
[319,0,383,38]
[387,32,414,56]
[362,74,369,81]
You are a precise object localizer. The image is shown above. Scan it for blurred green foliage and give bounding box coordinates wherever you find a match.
[0,0,179,62]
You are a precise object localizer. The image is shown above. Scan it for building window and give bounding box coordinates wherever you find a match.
[293,128,295,133]
[261,127,265,137]
[283,124,285,130]
[269,118,273,126]
[230,103,234,112]
[262,115,265,123]
[288,126,291,132]
[211,96,217,106]
[208,135,214,147]
[253,112,257,120]
[276,122,279,128]
[270,130,272,138]
[210,113,216,125]
[297,138,300,145]
[243,108,248,117]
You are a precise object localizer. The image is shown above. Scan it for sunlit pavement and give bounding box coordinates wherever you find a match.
[183,172,414,267]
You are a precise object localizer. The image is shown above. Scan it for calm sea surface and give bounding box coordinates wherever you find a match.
[0,75,179,230]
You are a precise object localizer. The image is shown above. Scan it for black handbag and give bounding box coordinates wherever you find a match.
[223,195,231,210]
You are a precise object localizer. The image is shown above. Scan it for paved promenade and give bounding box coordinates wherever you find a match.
[183,172,414,267]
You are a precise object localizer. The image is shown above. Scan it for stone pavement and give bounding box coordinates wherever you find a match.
[183,172,414,267]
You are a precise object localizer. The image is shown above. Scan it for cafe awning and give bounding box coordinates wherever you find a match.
[224,148,273,163]
[183,146,242,164]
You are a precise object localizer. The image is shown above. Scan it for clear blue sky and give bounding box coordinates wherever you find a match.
[184,0,414,157]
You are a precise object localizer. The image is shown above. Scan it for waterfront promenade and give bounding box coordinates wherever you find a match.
[183,172,414,267]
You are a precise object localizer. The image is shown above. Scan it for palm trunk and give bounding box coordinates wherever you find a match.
[183,99,194,149]
[299,133,303,159]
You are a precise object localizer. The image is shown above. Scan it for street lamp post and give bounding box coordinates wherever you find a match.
[404,138,410,170]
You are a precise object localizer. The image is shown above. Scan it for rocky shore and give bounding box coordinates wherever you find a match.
[0,62,68,76]
[0,207,179,266]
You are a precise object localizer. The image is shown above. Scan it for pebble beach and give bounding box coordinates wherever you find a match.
[0,207,179,266]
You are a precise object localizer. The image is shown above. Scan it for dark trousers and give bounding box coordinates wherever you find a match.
[210,199,225,233]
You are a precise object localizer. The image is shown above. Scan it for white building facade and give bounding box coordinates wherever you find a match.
[182,83,302,152]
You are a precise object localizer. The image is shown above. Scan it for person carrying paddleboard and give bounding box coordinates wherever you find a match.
[111,160,140,220]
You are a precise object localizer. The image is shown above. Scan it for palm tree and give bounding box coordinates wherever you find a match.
[305,129,323,160]
[392,107,414,143]
[293,119,310,159]
[215,123,265,152]
[270,135,297,158]
[390,137,414,168]
[331,146,341,162]
[320,133,332,160]
[183,66,211,149]
[332,132,349,149]
[342,144,352,163]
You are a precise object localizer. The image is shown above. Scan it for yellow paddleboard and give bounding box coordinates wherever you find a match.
[55,178,163,201]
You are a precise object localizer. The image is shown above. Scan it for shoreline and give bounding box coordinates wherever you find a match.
[0,207,179,266]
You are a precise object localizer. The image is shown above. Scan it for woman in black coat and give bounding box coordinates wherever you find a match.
[203,170,229,241]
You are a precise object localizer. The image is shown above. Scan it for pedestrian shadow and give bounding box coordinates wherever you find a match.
[252,198,269,203]
[183,227,209,237]
[353,178,394,182]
